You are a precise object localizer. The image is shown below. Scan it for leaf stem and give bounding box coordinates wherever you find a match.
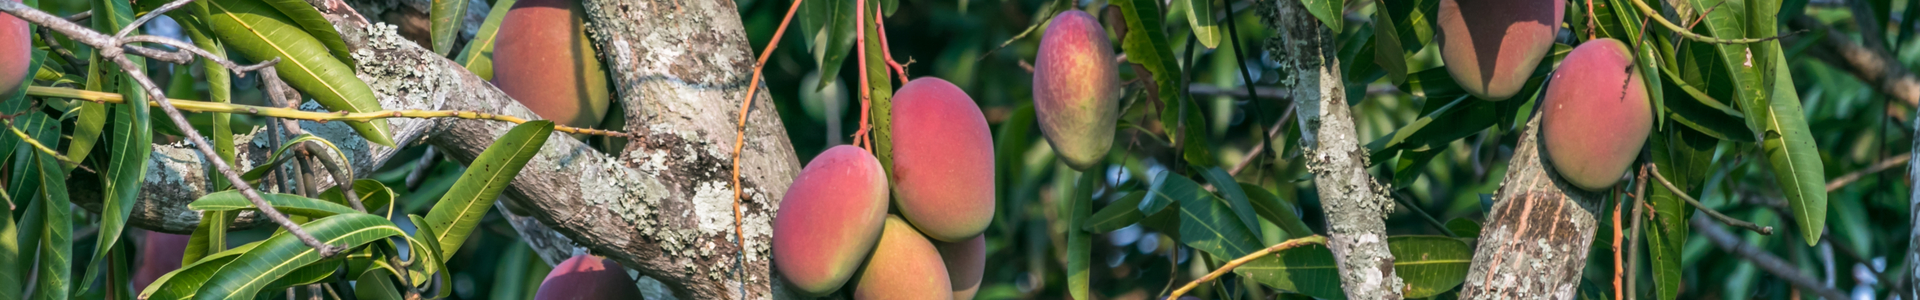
[1647,163,1772,235]
[1166,235,1327,299]
[1626,0,1800,44]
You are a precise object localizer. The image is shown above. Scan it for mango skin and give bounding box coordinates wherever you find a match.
[533,254,645,300]
[134,232,191,292]
[0,0,27,98]
[1033,10,1121,170]
[852,216,953,300]
[890,77,995,243]
[935,234,985,300]
[773,145,891,296]
[493,0,611,129]
[1436,0,1564,101]
[1541,38,1651,191]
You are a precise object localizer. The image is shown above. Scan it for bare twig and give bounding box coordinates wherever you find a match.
[729,0,803,297]
[1825,153,1911,192]
[1625,164,1649,300]
[1167,235,1328,299]
[27,86,626,137]
[852,0,873,149]
[2,119,86,171]
[874,11,908,83]
[1228,104,1295,176]
[0,1,343,256]
[1692,214,1851,300]
[1613,186,1625,300]
[1627,0,1804,44]
[1648,163,1772,235]
[116,0,196,39]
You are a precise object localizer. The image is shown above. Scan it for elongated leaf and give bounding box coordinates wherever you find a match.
[1647,125,1713,300]
[354,267,403,300]
[174,10,239,188]
[425,121,554,259]
[1195,166,1262,238]
[1113,0,1184,102]
[1171,0,1219,48]
[0,50,30,297]
[261,259,342,292]
[1372,7,1409,83]
[454,0,516,80]
[860,0,895,173]
[206,0,393,146]
[259,0,354,65]
[1241,183,1312,237]
[84,73,154,296]
[320,179,397,218]
[1085,192,1148,233]
[1301,0,1344,34]
[1064,172,1094,300]
[190,190,360,218]
[1142,170,1210,216]
[1177,191,1262,261]
[184,210,235,264]
[1689,0,1824,244]
[30,142,72,300]
[798,0,856,90]
[431,0,469,55]
[0,50,43,169]
[1444,218,1481,238]
[406,214,450,294]
[1236,236,1472,298]
[194,213,406,300]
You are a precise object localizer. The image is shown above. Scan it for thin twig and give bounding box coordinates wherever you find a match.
[307,143,366,212]
[3,120,85,170]
[874,12,908,83]
[730,0,804,298]
[116,0,195,39]
[27,86,627,137]
[1692,214,1852,300]
[1613,185,1625,300]
[1648,163,1773,235]
[1625,163,1649,300]
[0,1,343,256]
[35,27,84,73]
[1166,235,1328,299]
[1228,103,1296,176]
[1825,153,1911,191]
[1627,0,1803,44]
[852,0,873,149]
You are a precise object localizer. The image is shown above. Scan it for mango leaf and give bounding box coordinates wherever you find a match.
[798,0,856,90]
[1647,125,1714,300]
[406,214,451,295]
[454,0,516,80]
[206,0,393,146]
[140,241,264,300]
[241,134,348,184]
[1236,236,1473,298]
[431,0,469,55]
[1689,0,1824,244]
[1171,0,1219,48]
[194,213,406,300]
[189,190,361,218]
[321,179,397,219]
[425,121,554,259]
[1064,172,1094,300]
[1658,64,1755,142]
[1372,7,1409,83]
[83,74,154,296]
[354,267,404,300]
[859,1,896,173]
[1444,218,1481,238]
[183,209,235,264]
[1114,0,1185,102]
[1178,191,1263,261]
[259,0,354,65]
[0,51,40,300]
[261,259,342,292]
[1301,0,1344,34]
[1141,169,1208,216]
[1241,183,1312,237]
[1194,166,1262,238]
[1161,96,1215,166]
[19,112,68,300]
[1085,192,1148,233]
[1602,0,1667,127]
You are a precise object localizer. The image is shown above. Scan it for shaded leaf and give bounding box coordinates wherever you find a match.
[1236,236,1472,298]
[189,190,361,218]
[425,121,553,260]
[1241,183,1312,237]
[1171,0,1219,48]
[354,267,403,300]
[1177,190,1261,260]
[193,213,407,300]
[1194,166,1262,238]
[1064,172,1094,300]
[431,0,469,55]
[259,0,354,65]
[798,0,856,90]
[1085,192,1147,233]
[1301,0,1344,34]
[1113,0,1185,102]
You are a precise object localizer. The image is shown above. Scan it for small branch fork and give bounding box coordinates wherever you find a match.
[1,0,348,256]
[1166,235,1328,299]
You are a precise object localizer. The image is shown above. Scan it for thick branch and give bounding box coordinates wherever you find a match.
[1459,116,1604,299]
[1261,0,1405,298]
[1693,214,1851,300]
[1788,15,1920,106]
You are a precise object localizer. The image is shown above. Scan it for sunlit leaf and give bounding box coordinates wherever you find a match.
[194,213,407,300]
[425,121,553,259]
[206,0,393,146]
[190,190,361,218]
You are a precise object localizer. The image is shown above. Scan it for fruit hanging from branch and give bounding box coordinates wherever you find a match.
[1436,0,1564,101]
[936,234,986,300]
[851,215,954,300]
[494,0,612,129]
[772,145,892,296]
[533,254,645,300]
[1033,10,1122,171]
[0,0,23,98]
[890,77,996,243]
[1541,38,1652,191]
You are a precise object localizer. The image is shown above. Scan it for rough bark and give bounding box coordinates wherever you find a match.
[1261,0,1405,298]
[1908,94,1920,299]
[1458,116,1603,299]
[63,0,801,299]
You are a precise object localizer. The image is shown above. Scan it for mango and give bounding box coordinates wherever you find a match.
[1033,10,1121,170]
[890,77,996,243]
[936,234,985,300]
[1436,0,1564,101]
[533,254,644,300]
[773,145,891,296]
[493,0,611,129]
[0,0,27,97]
[1541,38,1651,191]
[852,215,953,300]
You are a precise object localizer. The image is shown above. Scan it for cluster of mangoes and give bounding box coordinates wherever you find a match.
[1437,0,1651,191]
[773,78,993,299]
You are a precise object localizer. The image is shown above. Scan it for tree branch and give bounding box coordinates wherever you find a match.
[1692,214,1851,300]
[1787,14,1920,106]
[1460,116,1604,298]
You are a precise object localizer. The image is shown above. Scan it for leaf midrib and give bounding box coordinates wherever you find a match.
[224,225,398,299]
[434,130,541,247]
[208,1,366,114]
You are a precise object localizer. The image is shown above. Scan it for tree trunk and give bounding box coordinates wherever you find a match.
[68,0,803,299]
[1261,0,1406,298]
[1458,116,1604,298]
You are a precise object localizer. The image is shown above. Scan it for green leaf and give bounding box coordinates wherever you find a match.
[261,259,342,292]
[1142,170,1209,216]
[176,10,238,177]
[1300,0,1344,34]
[431,0,469,56]
[141,241,264,300]
[1177,190,1262,261]
[189,190,361,218]
[860,1,895,173]
[1171,0,1219,48]
[406,214,450,295]
[1658,65,1755,142]
[183,210,235,264]
[321,179,397,218]
[1372,8,1409,84]
[1754,3,1825,247]
[194,213,407,300]
[1064,172,1094,300]
[82,73,154,296]
[19,112,68,300]
[1194,166,1262,238]
[1113,0,1185,102]
[1085,192,1148,233]
[454,0,516,80]
[1444,218,1481,237]
[1236,236,1472,298]
[1241,183,1312,237]
[259,0,355,65]
[354,267,404,300]
[1160,96,1214,166]
[241,134,350,184]
[425,121,554,260]
[206,0,393,146]
[799,0,856,91]
[1647,125,1714,300]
